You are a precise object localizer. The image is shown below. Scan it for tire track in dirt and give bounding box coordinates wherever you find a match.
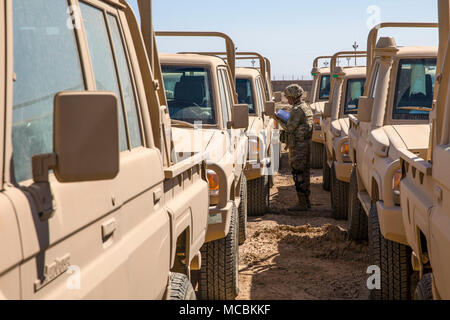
[237,151,370,300]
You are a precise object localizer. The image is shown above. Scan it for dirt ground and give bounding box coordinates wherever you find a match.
[237,150,370,300]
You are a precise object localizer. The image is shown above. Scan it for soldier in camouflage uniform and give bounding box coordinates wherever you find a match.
[283,84,314,210]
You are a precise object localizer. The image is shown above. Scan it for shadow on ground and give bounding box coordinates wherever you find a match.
[238,150,370,300]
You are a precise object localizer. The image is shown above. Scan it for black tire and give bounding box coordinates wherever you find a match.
[330,162,349,220]
[169,273,196,300]
[197,204,239,300]
[238,174,248,246]
[322,148,331,191]
[310,141,324,169]
[414,273,433,300]
[369,204,413,300]
[347,167,368,240]
[247,175,269,216]
[368,204,383,300]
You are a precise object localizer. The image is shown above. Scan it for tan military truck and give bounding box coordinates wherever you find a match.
[155,32,249,300]
[398,0,450,300]
[0,0,212,300]
[175,52,280,212]
[309,56,331,170]
[347,23,438,299]
[321,51,366,220]
[207,52,279,215]
[236,64,278,216]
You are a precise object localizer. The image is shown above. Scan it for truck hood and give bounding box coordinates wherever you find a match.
[338,118,350,136]
[172,127,217,154]
[248,116,258,133]
[391,124,430,151]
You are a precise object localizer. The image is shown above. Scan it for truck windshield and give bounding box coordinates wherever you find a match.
[318,75,331,100]
[344,78,366,115]
[162,66,216,124]
[236,79,255,114]
[393,58,436,120]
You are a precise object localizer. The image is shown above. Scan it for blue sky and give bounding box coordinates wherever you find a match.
[127,0,438,80]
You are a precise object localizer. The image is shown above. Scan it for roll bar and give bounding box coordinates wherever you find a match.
[155,31,237,82]
[179,51,273,100]
[330,51,367,74]
[366,22,438,78]
[313,56,333,68]
[327,51,367,103]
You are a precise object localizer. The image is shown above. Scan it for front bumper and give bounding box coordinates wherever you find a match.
[312,129,324,144]
[205,201,234,243]
[334,161,352,183]
[244,157,270,181]
[376,201,408,245]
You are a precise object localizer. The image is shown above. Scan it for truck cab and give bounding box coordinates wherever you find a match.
[399,0,450,300]
[158,45,249,300]
[309,57,331,169]
[321,55,366,220]
[0,0,210,300]
[236,66,278,216]
[348,22,438,300]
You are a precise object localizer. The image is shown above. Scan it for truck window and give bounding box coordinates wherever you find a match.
[344,78,366,115]
[318,75,331,100]
[221,69,234,117]
[255,78,265,113]
[392,58,436,120]
[107,14,143,148]
[161,66,215,125]
[80,2,128,151]
[12,0,85,183]
[370,63,380,99]
[236,79,255,114]
[217,70,230,128]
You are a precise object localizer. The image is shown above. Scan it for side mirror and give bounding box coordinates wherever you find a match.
[357,96,373,123]
[323,102,332,118]
[264,101,276,117]
[229,104,249,129]
[32,91,120,183]
[274,92,282,103]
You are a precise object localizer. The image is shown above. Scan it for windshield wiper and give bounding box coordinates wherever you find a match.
[171,119,195,128]
[397,106,432,112]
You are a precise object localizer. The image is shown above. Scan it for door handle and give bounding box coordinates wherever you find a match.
[102,218,117,240]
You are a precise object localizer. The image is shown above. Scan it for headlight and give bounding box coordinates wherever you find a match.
[340,141,349,156]
[207,169,219,192]
[393,169,402,193]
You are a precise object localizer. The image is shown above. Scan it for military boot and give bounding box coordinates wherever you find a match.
[306,195,311,209]
[288,192,309,212]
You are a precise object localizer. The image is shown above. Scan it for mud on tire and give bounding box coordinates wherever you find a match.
[238,174,248,245]
[369,204,414,300]
[322,148,331,191]
[169,273,196,300]
[247,175,269,216]
[197,204,239,300]
[330,162,349,220]
[310,141,324,169]
[347,167,368,240]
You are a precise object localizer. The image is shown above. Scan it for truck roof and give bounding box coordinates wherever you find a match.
[159,53,227,68]
[337,66,367,78]
[236,67,261,78]
[375,46,438,58]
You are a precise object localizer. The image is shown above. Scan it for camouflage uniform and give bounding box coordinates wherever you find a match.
[284,85,314,209]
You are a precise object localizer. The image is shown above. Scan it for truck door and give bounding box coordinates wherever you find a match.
[5,0,169,299]
[429,130,450,298]
[219,67,247,176]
